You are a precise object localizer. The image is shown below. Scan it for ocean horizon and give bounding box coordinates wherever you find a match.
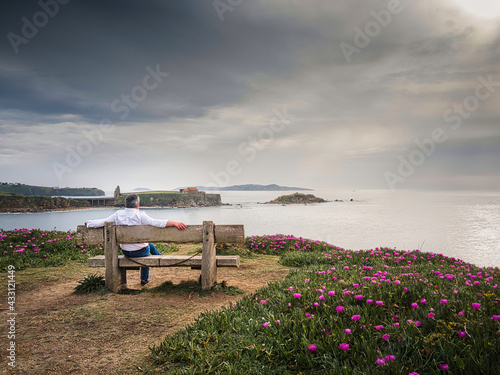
[1,189,499,268]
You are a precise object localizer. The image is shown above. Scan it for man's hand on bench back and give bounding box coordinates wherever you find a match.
[167,221,187,231]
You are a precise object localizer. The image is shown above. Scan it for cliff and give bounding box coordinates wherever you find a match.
[0,183,105,196]
[0,193,91,213]
[115,191,223,208]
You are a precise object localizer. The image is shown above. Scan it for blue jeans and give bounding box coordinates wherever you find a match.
[122,243,161,284]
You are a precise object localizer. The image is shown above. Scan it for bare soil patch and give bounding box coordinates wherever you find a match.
[1,253,289,374]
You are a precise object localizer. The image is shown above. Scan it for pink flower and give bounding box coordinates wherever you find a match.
[411,303,418,308]
[382,334,390,341]
[376,300,383,306]
[472,303,481,309]
[409,373,420,375]
[366,299,373,304]
[375,325,384,331]
[328,291,335,296]
[458,330,466,338]
[351,314,361,321]
[385,355,396,362]
[336,306,345,313]
[491,315,500,321]
[339,343,349,351]
[420,298,426,304]
[440,299,447,305]
[428,312,435,319]
[262,322,270,328]
[260,300,267,304]
[376,358,386,366]
[308,344,317,351]
[318,295,325,301]
[293,293,302,298]
[355,294,364,300]
[344,328,351,334]
[439,363,450,371]
[458,311,465,316]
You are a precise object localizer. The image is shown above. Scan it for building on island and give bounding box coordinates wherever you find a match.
[179,187,204,195]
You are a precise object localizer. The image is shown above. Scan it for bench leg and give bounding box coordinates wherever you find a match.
[121,268,127,285]
[201,221,217,290]
[105,222,122,292]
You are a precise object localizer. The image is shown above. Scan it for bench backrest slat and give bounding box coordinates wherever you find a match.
[76,224,244,245]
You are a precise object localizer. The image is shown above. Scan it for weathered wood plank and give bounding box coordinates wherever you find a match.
[104,222,122,292]
[201,221,217,290]
[214,224,245,244]
[76,225,106,245]
[87,255,240,268]
[116,225,203,244]
[76,224,245,245]
[87,255,106,267]
[216,256,240,267]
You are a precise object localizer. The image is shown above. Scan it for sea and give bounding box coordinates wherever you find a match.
[1,189,499,268]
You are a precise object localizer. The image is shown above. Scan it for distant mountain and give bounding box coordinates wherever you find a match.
[133,187,151,192]
[0,183,105,197]
[174,184,312,191]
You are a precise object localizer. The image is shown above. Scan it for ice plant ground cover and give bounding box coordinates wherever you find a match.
[1,230,499,373]
[150,234,500,374]
[0,228,176,271]
[0,228,103,270]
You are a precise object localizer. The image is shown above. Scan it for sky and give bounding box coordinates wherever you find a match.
[1,0,499,193]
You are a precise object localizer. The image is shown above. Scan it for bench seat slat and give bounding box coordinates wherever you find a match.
[87,255,240,268]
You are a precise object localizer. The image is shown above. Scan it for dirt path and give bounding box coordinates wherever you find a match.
[1,255,288,374]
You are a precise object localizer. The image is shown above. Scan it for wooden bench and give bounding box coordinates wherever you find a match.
[76,221,243,292]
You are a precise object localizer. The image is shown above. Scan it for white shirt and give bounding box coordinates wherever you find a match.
[86,208,168,251]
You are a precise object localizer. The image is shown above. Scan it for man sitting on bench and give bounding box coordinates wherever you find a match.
[86,194,187,286]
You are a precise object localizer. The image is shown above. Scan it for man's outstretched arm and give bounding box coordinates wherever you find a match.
[166,221,187,230]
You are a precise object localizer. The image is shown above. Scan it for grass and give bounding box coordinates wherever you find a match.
[147,235,500,374]
[2,229,499,374]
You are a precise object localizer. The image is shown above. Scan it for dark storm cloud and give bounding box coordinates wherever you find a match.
[0,0,317,124]
[1,0,499,190]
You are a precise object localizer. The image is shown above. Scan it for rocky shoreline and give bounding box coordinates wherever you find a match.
[265,193,328,205]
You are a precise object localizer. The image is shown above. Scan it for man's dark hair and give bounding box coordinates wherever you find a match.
[125,194,140,208]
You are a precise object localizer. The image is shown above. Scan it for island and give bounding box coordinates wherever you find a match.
[265,192,327,204]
